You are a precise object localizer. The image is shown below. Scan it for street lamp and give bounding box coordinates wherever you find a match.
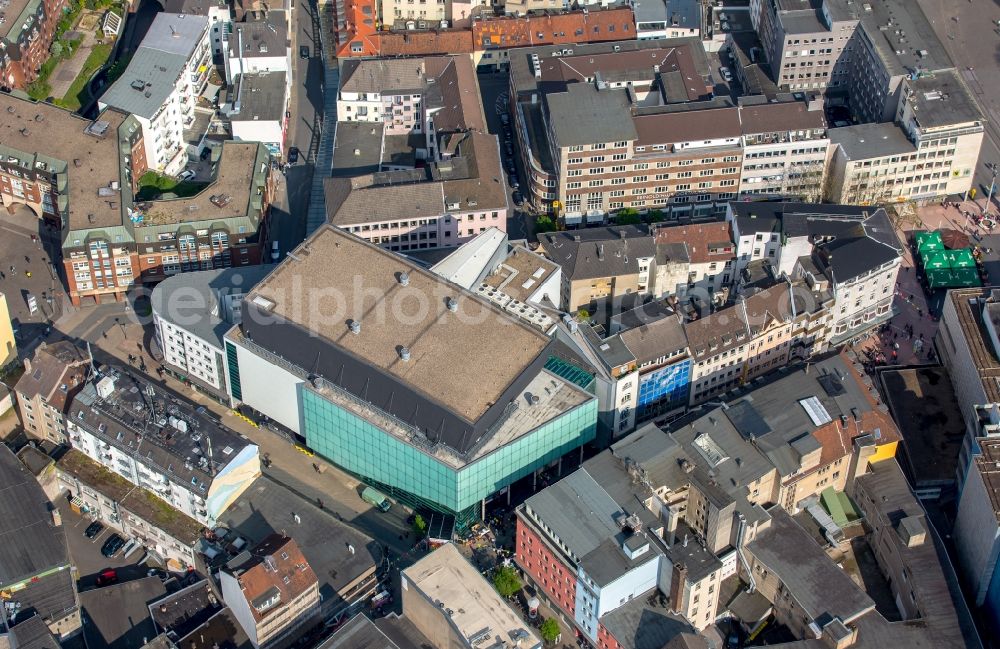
[115,317,127,340]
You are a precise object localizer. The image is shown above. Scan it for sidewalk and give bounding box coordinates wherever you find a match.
[48,11,102,99]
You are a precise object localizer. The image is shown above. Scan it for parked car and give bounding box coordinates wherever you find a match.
[200,147,212,161]
[300,45,310,59]
[84,521,104,539]
[361,486,392,512]
[95,568,118,587]
[271,240,280,262]
[287,147,300,164]
[509,174,519,189]
[720,66,733,82]
[506,161,516,174]
[178,169,196,181]
[101,533,126,558]
[512,191,523,205]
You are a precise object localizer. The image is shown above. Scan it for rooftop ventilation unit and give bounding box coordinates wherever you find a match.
[398,271,410,286]
[446,297,458,312]
[349,320,361,334]
[399,347,411,362]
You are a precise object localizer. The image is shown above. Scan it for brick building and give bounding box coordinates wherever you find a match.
[0,0,67,90]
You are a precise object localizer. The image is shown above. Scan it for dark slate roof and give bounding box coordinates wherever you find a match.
[9,571,77,630]
[8,614,61,649]
[813,210,901,284]
[540,225,656,281]
[727,201,870,235]
[599,593,701,649]
[0,445,69,586]
[545,84,638,147]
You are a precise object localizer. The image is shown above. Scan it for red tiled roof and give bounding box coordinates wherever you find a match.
[234,535,318,623]
[332,0,379,58]
[655,222,734,264]
[378,29,475,56]
[473,8,636,50]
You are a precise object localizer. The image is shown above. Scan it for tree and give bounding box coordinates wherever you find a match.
[492,565,522,599]
[411,514,427,536]
[614,207,641,225]
[575,307,590,322]
[540,618,561,644]
[534,214,557,234]
[645,209,667,223]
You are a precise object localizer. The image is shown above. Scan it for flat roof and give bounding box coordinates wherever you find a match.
[747,508,875,624]
[231,71,287,122]
[432,228,509,290]
[0,445,69,587]
[218,476,377,602]
[906,70,983,129]
[136,142,265,226]
[80,577,167,649]
[71,367,253,487]
[100,13,209,119]
[247,225,549,423]
[402,543,542,649]
[545,84,637,147]
[481,245,560,303]
[970,439,1000,523]
[829,123,915,161]
[0,94,129,231]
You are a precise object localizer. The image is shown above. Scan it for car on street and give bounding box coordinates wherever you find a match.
[271,241,280,262]
[300,45,310,59]
[101,533,126,558]
[178,169,196,181]
[84,521,104,539]
[288,147,300,164]
[512,191,523,205]
[509,174,519,188]
[506,161,515,174]
[95,568,118,587]
[200,147,212,161]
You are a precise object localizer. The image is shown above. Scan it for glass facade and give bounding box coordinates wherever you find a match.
[301,386,598,518]
[637,359,691,419]
[225,341,242,401]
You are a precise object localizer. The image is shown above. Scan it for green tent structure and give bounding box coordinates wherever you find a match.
[926,267,954,289]
[921,249,951,269]
[915,230,944,254]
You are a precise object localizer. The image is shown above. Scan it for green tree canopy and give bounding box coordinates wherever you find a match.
[540,618,561,644]
[492,565,522,599]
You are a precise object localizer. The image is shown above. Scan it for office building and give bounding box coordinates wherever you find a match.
[223,10,290,86]
[151,265,273,404]
[66,367,261,525]
[952,437,1000,639]
[826,70,984,204]
[538,225,657,312]
[401,543,541,649]
[0,292,15,367]
[220,534,321,648]
[0,93,273,308]
[0,0,65,89]
[325,132,509,251]
[99,13,212,175]
[225,225,597,527]
[15,341,89,444]
[0,445,78,638]
[55,449,204,569]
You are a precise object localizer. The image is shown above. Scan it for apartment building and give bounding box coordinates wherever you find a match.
[151,265,273,404]
[0,0,66,89]
[401,544,542,649]
[827,71,984,204]
[15,341,89,444]
[229,70,288,156]
[99,13,212,175]
[224,225,597,529]
[632,0,701,40]
[952,436,1000,638]
[726,202,901,345]
[738,98,828,200]
[684,297,752,404]
[164,0,231,58]
[55,449,204,569]
[66,367,261,525]
[538,225,657,312]
[223,10,290,85]
[655,221,736,298]
[325,132,508,251]
[221,535,321,648]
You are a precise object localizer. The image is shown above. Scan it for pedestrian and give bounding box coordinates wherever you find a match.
[25,271,30,278]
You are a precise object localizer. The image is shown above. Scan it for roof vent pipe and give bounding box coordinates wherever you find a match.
[446,297,458,312]
[399,272,410,286]
[349,320,361,334]
[399,347,411,362]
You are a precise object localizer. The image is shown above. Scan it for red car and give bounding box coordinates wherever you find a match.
[95,568,118,587]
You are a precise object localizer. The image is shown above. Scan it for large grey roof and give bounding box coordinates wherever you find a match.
[231,71,287,122]
[599,595,702,649]
[619,314,688,365]
[540,225,657,281]
[331,121,385,178]
[0,446,69,587]
[747,508,875,624]
[728,201,869,235]
[227,10,289,59]
[828,123,915,161]
[8,614,60,649]
[100,13,208,119]
[814,209,901,283]
[150,265,274,349]
[80,577,167,649]
[218,476,378,604]
[545,84,638,147]
[905,69,983,129]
